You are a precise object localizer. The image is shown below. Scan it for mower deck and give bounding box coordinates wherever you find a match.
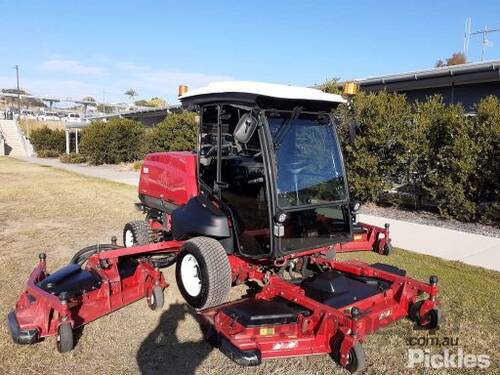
[200,255,439,370]
[8,241,180,351]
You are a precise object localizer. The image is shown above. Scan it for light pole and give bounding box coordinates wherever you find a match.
[13,65,20,115]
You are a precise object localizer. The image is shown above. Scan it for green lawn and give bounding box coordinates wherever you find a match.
[0,157,498,375]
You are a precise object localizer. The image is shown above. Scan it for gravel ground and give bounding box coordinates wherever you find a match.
[360,203,500,238]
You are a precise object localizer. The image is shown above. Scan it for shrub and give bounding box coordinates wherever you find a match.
[80,118,145,165]
[146,112,197,153]
[29,126,66,153]
[36,149,60,158]
[472,96,500,218]
[336,91,413,202]
[414,97,478,221]
[132,160,143,171]
[333,90,498,223]
[59,152,87,164]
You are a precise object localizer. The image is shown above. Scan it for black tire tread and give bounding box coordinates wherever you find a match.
[148,286,164,310]
[383,242,392,256]
[346,342,366,373]
[182,236,231,310]
[123,220,153,247]
[57,323,73,353]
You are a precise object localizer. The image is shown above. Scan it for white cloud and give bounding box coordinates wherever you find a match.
[41,59,107,76]
[1,57,235,104]
[139,69,233,89]
[115,62,150,72]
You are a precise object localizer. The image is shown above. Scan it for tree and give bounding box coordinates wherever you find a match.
[124,89,138,102]
[82,96,96,103]
[435,52,467,68]
[148,97,167,108]
[435,59,446,68]
[317,78,342,95]
[134,97,167,108]
[134,99,149,107]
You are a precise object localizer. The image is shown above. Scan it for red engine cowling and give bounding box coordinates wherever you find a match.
[138,152,198,208]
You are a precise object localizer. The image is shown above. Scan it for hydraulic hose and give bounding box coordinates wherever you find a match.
[70,244,121,265]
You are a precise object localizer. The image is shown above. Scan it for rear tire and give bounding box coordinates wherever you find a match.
[175,237,231,310]
[56,323,73,353]
[123,220,153,247]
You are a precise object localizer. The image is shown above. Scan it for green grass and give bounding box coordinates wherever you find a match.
[0,156,498,375]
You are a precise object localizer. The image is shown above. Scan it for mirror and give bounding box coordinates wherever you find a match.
[349,200,361,213]
[233,113,258,144]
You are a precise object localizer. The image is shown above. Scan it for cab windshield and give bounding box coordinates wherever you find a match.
[267,110,347,208]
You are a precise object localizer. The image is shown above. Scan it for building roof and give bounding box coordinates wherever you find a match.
[179,81,346,105]
[357,60,500,90]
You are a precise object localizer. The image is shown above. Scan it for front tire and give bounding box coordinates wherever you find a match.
[175,237,231,310]
[123,220,153,247]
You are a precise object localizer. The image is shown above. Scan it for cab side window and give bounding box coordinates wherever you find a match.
[199,105,218,191]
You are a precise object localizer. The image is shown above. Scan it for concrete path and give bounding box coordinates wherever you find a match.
[17,156,140,186]
[12,156,500,272]
[359,214,500,272]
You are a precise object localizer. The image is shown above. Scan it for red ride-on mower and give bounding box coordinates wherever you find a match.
[9,82,437,372]
[118,82,439,373]
[8,240,179,352]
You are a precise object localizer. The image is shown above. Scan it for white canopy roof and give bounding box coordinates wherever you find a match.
[179,81,346,104]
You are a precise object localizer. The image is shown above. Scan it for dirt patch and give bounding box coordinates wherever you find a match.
[0,157,499,375]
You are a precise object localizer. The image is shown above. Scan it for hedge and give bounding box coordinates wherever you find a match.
[334,92,500,223]
[146,111,197,153]
[29,126,66,154]
[80,118,145,165]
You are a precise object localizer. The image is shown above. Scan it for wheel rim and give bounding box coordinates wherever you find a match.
[180,254,202,297]
[125,229,134,247]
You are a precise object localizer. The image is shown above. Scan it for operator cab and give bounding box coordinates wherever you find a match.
[179,81,352,258]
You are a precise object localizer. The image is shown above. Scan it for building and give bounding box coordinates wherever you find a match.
[356,60,500,111]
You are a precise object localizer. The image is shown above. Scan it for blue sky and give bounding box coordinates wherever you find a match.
[0,1,499,104]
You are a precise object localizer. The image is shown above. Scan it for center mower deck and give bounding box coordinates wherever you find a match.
[198,254,440,372]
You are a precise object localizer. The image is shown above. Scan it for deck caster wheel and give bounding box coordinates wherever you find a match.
[331,338,367,374]
[382,242,392,255]
[409,301,421,322]
[409,301,441,330]
[176,236,231,310]
[123,220,153,247]
[147,286,164,311]
[420,308,441,330]
[56,322,73,353]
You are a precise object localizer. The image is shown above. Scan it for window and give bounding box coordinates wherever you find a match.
[199,105,219,191]
[268,111,347,208]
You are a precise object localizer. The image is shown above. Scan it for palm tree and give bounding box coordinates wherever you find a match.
[124,89,138,103]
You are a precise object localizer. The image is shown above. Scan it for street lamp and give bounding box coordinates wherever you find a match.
[12,65,20,115]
